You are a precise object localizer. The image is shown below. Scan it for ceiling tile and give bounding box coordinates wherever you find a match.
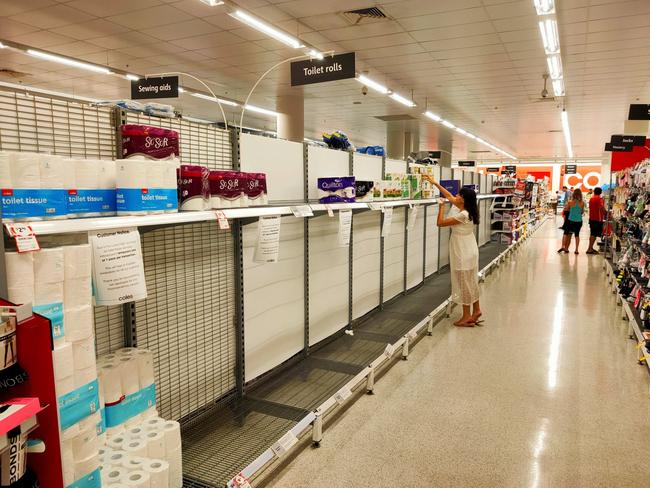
[141,19,220,41]
[410,21,495,43]
[399,8,489,31]
[0,0,58,17]
[107,5,193,30]
[0,18,40,38]
[170,31,248,50]
[7,29,75,47]
[87,31,162,50]
[66,0,163,18]
[9,5,96,29]
[381,0,482,18]
[49,19,130,41]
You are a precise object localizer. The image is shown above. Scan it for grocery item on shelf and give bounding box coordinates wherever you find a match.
[69,159,117,217]
[121,125,179,160]
[178,164,210,211]
[208,171,268,208]
[355,181,374,202]
[116,158,179,215]
[356,145,385,156]
[318,177,356,203]
[322,131,351,151]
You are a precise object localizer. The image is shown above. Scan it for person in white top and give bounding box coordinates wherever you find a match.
[427,178,482,327]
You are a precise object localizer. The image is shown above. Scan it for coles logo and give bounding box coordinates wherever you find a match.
[2,189,13,196]
[563,172,602,190]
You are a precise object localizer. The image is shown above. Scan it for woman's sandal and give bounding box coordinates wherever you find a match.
[453,318,475,327]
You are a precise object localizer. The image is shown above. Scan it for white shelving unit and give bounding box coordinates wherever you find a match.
[12,195,500,236]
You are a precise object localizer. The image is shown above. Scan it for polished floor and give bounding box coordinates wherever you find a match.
[264,218,650,487]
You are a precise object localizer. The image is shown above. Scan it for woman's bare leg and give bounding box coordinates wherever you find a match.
[454,305,474,327]
[472,300,482,322]
[574,235,580,253]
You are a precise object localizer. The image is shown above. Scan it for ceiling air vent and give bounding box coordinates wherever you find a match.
[341,6,390,25]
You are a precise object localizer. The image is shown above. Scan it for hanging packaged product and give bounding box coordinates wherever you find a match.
[354,181,374,202]
[178,165,210,211]
[1,152,68,221]
[0,315,28,392]
[317,177,356,203]
[120,125,179,160]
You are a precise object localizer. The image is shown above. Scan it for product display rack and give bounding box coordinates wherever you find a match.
[0,87,548,487]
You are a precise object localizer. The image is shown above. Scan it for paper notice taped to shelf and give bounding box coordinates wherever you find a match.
[334,385,352,404]
[89,227,147,306]
[408,205,419,231]
[325,204,334,217]
[254,216,281,263]
[215,210,230,230]
[381,207,393,237]
[338,209,352,247]
[271,431,298,457]
[368,202,383,211]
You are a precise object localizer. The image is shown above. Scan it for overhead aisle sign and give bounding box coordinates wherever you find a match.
[628,104,650,120]
[291,52,355,86]
[131,76,179,99]
[564,164,577,174]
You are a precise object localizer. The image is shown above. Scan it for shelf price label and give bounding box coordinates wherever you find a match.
[271,431,298,458]
[334,385,352,404]
[408,205,419,231]
[5,223,40,253]
[368,202,383,211]
[325,204,334,217]
[214,210,230,230]
[290,205,313,218]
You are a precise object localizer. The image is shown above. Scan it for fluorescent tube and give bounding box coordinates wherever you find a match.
[199,0,225,6]
[232,10,304,49]
[455,127,469,136]
[356,75,389,94]
[539,19,560,54]
[125,74,139,81]
[178,87,185,93]
[309,50,324,60]
[561,110,573,158]
[534,0,555,15]
[552,79,564,96]
[27,49,112,74]
[389,92,415,107]
[245,104,279,117]
[423,111,442,121]
[192,92,239,106]
[441,120,455,129]
[546,55,562,79]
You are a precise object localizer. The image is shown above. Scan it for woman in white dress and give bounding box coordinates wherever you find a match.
[430,179,481,327]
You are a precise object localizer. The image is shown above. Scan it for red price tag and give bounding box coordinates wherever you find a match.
[214,210,230,230]
[232,473,251,488]
[5,223,40,253]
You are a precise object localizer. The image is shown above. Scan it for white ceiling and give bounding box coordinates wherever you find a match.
[1,0,649,160]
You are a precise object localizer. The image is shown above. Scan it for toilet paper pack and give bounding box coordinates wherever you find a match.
[209,171,246,208]
[121,125,179,160]
[245,172,268,205]
[178,165,209,211]
[67,159,117,217]
[317,177,356,203]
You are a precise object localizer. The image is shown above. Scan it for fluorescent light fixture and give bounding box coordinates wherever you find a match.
[389,92,415,107]
[539,19,560,54]
[191,92,239,106]
[552,79,564,96]
[178,87,185,93]
[0,42,5,49]
[245,104,279,117]
[423,111,442,121]
[199,0,225,5]
[534,0,555,15]
[441,120,455,129]
[27,49,112,74]
[125,74,139,81]
[561,110,573,158]
[308,49,324,60]
[356,74,389,94]
[455,127,469,136]
[466,133,477,140]
[546,55,562,79]
[232,10,304,49]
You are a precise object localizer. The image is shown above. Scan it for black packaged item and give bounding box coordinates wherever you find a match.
[0,317,27,392]
[355,181,374,202]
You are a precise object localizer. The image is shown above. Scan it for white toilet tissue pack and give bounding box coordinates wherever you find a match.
[98,349,157,432]
[1,151,68,221]
[68,158,117,217]
[116,157,179,215]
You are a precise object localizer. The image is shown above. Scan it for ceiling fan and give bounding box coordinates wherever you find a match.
[531,74,558,103]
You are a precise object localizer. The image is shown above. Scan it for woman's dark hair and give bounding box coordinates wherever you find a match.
[459,187,479,224]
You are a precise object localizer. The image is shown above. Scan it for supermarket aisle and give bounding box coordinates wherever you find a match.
[264,217,650,488]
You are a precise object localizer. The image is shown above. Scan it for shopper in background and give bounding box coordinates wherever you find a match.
[586,187,606,255]
[550,191,559,214]
[427,178,481,327]
[561,186,571,206]
[558,188,585,254]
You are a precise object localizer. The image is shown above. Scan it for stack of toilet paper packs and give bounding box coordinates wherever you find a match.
[0,150,118,220]
[4,244,103,486]
[116,157,179,215]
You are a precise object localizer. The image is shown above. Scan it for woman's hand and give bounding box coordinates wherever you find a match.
[422,175,439,186]
[438,198,446,205]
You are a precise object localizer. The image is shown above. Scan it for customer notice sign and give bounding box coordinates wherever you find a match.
[291,53,355,87]
[131,76,179,100]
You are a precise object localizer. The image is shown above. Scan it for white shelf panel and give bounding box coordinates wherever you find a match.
[17,195,502,236]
